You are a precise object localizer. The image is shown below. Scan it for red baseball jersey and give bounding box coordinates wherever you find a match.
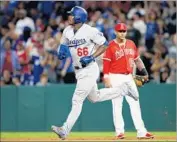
[103,39,139,74]
[17,50,30,74]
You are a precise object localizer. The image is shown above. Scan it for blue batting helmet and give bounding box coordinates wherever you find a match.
[67,6,88,24]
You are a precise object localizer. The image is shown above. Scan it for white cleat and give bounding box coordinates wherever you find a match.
[51,125,67,140]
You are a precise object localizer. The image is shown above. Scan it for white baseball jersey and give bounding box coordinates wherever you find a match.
[60,24,106,68]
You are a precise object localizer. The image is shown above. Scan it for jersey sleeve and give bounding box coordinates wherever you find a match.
[103,60,111,75]
[103,46,112,74]
[90,28,106,46]
[60,28,69,45]
[103,46,112,61]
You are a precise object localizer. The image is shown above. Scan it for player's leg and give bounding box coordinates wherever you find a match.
[52,76,95,139]
[125,78,150,137]
[109,74,126,138]
[87,83,128,103]
[125,95,153,139]
[112,97,125,138]
[63,76,95,134]
[125,96,147,135]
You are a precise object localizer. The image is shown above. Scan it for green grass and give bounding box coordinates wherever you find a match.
[1,132,176,138]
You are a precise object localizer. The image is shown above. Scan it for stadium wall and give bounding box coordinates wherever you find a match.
[1,84,176,131]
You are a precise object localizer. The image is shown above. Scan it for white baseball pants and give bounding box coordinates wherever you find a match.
[62,62,128,135]
[110,73,147,136]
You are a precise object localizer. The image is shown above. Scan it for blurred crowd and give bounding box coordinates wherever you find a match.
[0,1,176,86]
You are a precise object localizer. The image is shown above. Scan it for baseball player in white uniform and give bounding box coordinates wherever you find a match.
[51,6,137,140]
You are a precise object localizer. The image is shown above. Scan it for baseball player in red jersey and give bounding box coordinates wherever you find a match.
[103,23,154,139]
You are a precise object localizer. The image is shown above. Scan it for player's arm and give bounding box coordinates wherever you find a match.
[103,47,112,88]
[91,28,108,58]
[133,41,148,77]
[58,29,69,60]
[80,28,108,67]
[132,41,149,86]
[60,53,72,77]
[92,42,108,58]
[134,57,148,76]
[134,57,149,86]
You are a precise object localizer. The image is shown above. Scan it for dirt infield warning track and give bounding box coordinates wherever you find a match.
[1,136,176,141]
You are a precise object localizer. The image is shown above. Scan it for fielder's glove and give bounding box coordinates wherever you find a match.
[133,75,149,87]
[80,55,95,68]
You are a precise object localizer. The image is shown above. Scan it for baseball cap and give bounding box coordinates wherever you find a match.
[114,23,127,31]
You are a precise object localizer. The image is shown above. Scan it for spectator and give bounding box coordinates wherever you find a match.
[0,1,176,85]
[150,48,168,83]
[43,51,59,83]
[0,38,21,74]
[166,68,176,84]
[132,12,147,46]
[30,46,46,85]
[163,1,176,35]
[57,50,76,83]
[35,18,45,32]
[0,77,5,86]
[160,67,170,83]
[126,19,141,47]
[27,1,40,22]
[0,25,9,50]
[38,1,55,22]
[16,40,32,86]
[15,9,35,37]
[36,73,49,86]
[26,31,44,57]
[127,2,145,19]
[12,74,21,86]
[2,70,13,85]
[145,11,159,51]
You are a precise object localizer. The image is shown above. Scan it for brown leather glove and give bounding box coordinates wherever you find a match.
[133,75,149,87]
[103,77,112,88]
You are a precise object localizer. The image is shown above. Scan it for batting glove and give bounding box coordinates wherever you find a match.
[80,55,95,68]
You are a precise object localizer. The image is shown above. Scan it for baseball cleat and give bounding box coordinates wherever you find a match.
[137,132,154,139]
[116,133,125,139]
[51,125,67,140]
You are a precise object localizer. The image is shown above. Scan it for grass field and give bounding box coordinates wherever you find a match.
[1,131,176,141]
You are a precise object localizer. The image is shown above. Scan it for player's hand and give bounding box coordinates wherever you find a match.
[80,55,95,68]
[133,75,149,87]
[104,78,112,88]
[60,69,67,77]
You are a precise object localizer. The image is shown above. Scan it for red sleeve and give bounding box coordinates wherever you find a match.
[103,60,111,74]
[103,47,112,74]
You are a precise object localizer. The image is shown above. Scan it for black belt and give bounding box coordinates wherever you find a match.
[119,72,130,75]
[74,66,82,70]
[111,72,130,75]
[74,61,95,70]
